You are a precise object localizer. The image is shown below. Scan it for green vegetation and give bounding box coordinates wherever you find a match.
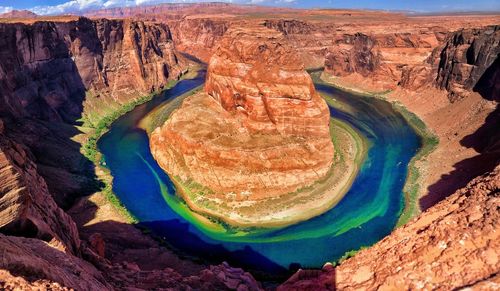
[393,103,439,227]
[79,82,180,223]
[335,246,368,265]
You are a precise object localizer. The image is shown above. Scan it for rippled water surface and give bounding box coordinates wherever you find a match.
[98,73,421,276]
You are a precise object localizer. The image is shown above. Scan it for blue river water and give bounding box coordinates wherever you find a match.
[98,72,421,277]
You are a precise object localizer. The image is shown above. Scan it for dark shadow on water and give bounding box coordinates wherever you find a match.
[70,194,290,282]
[140,220,290,281]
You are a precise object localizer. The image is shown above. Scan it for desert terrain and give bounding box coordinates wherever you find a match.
[0,3,498,290]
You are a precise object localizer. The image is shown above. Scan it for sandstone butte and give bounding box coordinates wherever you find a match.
[149,24,358,227]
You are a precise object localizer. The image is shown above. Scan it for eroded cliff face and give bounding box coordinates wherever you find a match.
[0,17,187,208]
[150,24,336,226]
[323,31,441,90]
[0,134,80,254]
[325,33,381,78]
[168,17,229,63]
[0,231,262,290]
[205,25,331,137]
[279,165,500,290]
[433,25,499,101]
[0,17,186,122]
[0,233,110,290]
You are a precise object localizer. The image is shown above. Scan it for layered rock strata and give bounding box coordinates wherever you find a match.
[0,17,186,123]
[151,25,337,226]
[433,25,499,101]
[0,17,186,207]
[0,135,80,254]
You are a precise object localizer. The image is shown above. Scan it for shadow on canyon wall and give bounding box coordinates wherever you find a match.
[421,58,500,210]
[0,20,105,210]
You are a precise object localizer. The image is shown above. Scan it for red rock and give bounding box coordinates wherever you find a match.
[0,135,80,254]
[150,24,334,225]
[88,233,105,257]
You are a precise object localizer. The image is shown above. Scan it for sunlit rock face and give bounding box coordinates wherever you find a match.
[150,24,334,216]
[205,25,331,137]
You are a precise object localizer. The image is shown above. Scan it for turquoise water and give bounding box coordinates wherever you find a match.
[98,72,421,277]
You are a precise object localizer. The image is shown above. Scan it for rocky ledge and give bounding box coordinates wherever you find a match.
[149,24,351,227]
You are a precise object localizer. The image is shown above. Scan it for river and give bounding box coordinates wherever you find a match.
[98,71,420,278]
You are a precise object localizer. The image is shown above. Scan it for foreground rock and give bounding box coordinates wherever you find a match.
[0,135,80,254]
[280,165,500,290]
[150,24,338,226]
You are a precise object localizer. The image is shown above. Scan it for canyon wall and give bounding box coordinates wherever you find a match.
[433,25,499,101]
[168,17,229,62]
[0,134,80,254]
[0,17,186,123]
[0,17,186,207]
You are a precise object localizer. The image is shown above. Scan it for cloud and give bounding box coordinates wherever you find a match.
[28,0,299,16]
[31,0,106,15]
[0,6,14,14]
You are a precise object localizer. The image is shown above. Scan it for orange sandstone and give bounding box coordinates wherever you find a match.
[150,24,336,225]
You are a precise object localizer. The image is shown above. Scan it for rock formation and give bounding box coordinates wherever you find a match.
[325,33,381,78]
[169,17,229,63]
[0,17,186,122]
[279,164,500,290]
[0,135,80,254]
[0,230,262,290]
[204,25,331,137]
[0,233,110,290]
[150,24,335,226]
[0,17,186,207]
[433,25,500,101]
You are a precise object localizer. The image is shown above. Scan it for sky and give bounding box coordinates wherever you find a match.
[0,0,499,15]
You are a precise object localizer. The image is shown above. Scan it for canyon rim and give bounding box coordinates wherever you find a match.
[0,2,499,290]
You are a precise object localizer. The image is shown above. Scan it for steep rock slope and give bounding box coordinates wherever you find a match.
[0,17,186,207]
[0,232,262,290]
[0,17,186,123]
[169,17,229,63]
[279,165,500,290]
[0,234,110,290]
[150,25,336,226]
[0,134,80,254]
[205,25,331,137]
[433,25,499,101]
